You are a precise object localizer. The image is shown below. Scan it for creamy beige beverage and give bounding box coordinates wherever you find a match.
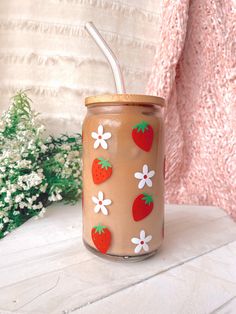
[82,94,165,260]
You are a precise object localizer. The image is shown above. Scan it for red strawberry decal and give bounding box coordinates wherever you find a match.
[132,121,153,152]
[92,157,112,184]
[91,224,111,254]
[132,193,154,221]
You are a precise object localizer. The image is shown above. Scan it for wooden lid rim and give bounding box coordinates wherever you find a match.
[85,94,165,107]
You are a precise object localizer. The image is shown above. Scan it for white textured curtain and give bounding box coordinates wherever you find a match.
[0,0,161,134]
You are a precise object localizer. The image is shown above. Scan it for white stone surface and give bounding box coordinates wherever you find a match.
[0,203,235,314]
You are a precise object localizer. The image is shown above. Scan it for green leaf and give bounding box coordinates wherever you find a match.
[98,157,112,170]
[142,193,153,205]
[132,121,149,133]
[94,224,106,234]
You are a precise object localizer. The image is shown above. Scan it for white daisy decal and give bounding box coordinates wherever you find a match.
[91,124,111,149]
[92,191,112,215]
[131,230,152,254]
[134,164,155,189]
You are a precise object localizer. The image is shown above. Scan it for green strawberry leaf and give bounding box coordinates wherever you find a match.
[94,224,106,234]
[98,157,112,170]
[132,121,149,133]
[142,193,153,205]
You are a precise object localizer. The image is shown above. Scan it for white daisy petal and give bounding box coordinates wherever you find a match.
[132,230,153,254]
[134,172,143,179]
[140,230,146,240]
[145,235,152,243]
[143,164,148,175]
[148,170,155,178]
[102,132,111,139]
[138,179,145,189]
[94,204,101,213]
[101,205,108,215]
[98,191,103,201]
[142,243,149,252]
[103,199,112,205]
[91,132,98,139]
[98,124,103,135]
[92,196,99,204]
[94,139,100,149]
[134,244,142,254]
[146,178,153,187]
[101,139,108,149]
[131,237,140,244]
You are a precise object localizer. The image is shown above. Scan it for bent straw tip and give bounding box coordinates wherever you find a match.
[84,21,126,94]
[84,21,94,29]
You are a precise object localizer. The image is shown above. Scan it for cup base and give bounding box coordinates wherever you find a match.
[83,240,160,262]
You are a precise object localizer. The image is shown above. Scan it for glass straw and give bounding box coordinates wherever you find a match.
[85,21,126,94]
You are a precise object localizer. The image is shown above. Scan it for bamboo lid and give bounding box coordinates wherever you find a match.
[85,94,165,107]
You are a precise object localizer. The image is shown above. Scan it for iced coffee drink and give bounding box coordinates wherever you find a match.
[82,94,165,261]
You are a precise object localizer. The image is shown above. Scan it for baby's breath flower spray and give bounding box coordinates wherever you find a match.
[0,91,82,238]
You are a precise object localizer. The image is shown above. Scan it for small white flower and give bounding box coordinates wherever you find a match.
[4,197,10,203]
[92,191,112,215]
[49,194,56,202]
[32,202,43,210]
[3,217,9,223]
[131,230,152,254]
[26,198,32,205]
[40,184,48,193]
[91,125,111,149]
[17,159,31,168]
[55,193,62,201]
[61,144,70,150]
[37,125,45,134]
[38,207,46,218]
[9,186,16,193]
[48,189,62,202]
[18,172,44,190]
[15,194,23,203]
[19,202,26,209]
[134,164,155,189]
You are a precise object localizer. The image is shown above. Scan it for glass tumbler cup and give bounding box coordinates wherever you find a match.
[82,94,165,261]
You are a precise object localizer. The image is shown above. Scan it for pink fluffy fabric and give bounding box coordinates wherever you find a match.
[146,0,236,219]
